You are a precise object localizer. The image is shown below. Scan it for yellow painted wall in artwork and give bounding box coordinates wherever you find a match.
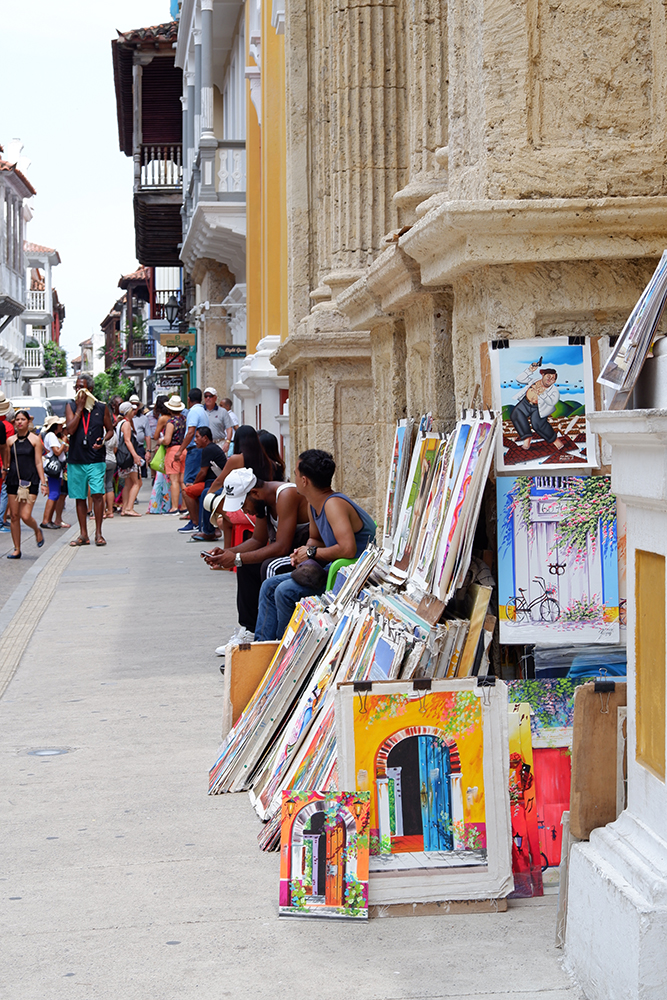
[260,5,288,344]
[635,549,666,781]
[352,691,486,837]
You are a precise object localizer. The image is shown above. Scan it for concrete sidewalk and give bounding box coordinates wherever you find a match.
[0,513,585,1000]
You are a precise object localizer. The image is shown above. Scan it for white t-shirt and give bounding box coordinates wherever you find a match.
[44,431,66,464]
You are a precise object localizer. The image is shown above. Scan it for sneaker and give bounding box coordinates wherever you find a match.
[177,521,196,532]
[215,627,255,658]
[0,524,10,533]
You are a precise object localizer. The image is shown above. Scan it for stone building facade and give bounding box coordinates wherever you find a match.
[273,0,667,518]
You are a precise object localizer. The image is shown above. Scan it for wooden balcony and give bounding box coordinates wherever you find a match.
[123,337,157,370]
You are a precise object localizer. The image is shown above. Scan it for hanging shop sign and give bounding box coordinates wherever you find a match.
[160,331,195,348]
[216,344,246,359]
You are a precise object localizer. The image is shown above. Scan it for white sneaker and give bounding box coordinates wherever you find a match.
[215,627,255,658]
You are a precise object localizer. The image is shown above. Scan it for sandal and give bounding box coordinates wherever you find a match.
[69,537,90,547]
[95,537,107,547]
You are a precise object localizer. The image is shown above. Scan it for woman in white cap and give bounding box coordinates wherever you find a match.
[40,415,70,529]
[158,395,187,513]
[116,401,144,516]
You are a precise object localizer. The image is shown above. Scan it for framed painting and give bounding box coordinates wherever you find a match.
[497,476,619,644]
[279,791,370,919]
[490,337,597,471]
[336,678,513,904]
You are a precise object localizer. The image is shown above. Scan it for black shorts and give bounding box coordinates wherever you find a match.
[5,477,39,496]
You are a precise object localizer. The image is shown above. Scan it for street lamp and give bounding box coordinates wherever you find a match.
[165,295,180,330]
[12,363,22,382]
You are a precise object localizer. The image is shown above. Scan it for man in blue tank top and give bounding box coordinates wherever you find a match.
[254,449,376,641]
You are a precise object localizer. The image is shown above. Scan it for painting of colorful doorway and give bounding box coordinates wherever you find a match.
[336,679,513,904]
[279,791,370,919]
[497,476,619,644]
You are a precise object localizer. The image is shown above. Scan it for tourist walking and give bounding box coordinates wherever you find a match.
[116,401,144,517]
[5,409,47,559]
[65,373,115,548]
[103,419,117,519]
[40,415,70,529]
[160,395,187,513]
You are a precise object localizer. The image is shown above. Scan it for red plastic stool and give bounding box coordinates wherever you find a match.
[230,521,254,571]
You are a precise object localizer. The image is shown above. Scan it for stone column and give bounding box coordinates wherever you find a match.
[393,0,449,224]
[193,27,202,149]
[191,258,236,393]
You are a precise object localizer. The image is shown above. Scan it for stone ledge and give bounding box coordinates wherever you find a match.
[180,201,246,279]
[336,246,430,330]
[271,325,371,374]
[588,409,667,510]
[400,196,667,286]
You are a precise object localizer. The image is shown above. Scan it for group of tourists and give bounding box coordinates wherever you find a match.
[0,376,378,667]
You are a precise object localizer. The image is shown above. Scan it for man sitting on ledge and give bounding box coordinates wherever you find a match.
[254,449,376,641]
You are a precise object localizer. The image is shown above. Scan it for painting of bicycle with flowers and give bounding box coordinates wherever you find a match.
[497,476,619,643]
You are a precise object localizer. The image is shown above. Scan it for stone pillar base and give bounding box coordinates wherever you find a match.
[565,811,667,1000]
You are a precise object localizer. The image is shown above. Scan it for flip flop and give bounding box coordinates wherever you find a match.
[69,537,90,547]
[121,511,142,517]
[40,522,56,529]
[95,537,107,547]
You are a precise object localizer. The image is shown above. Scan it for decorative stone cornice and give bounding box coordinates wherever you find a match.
[588,408,667,512]
[271,325,371,375]
[400,196,667,287]
[336,246,429,331]
[180,201,246,280]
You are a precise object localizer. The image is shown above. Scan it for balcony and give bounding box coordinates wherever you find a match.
[124,337,157,371]
[26,290,47,312]
[23,346,45,377]
[181,140,246,278]
[139,144,182,190]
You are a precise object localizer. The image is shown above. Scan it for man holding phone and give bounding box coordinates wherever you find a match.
[65,373,115,547]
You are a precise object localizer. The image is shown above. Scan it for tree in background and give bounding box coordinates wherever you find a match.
[93,343,135,402]
[43,340,68,377]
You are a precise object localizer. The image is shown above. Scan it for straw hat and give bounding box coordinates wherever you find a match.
[0,392,9,416]
[203,490,226,526]
[165,395,185,412]
[43,415,66,432]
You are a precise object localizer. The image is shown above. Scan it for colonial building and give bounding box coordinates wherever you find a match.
[22,241,64,381]
[272,1,667,519]
[0,142,35,396]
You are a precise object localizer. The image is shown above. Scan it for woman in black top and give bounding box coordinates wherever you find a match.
[5,410,47,559]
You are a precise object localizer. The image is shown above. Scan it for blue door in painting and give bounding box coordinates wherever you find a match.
[418,737,453,851]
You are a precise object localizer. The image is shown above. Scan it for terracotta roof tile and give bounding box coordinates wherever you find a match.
[118,265,150,288]
[0,160,36,196]
[116,21,178,45]
[25,241,56,255]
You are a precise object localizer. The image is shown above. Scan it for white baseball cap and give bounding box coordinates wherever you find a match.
[203,386,217,396]
[222,468,257,512]
[129,393,141,404]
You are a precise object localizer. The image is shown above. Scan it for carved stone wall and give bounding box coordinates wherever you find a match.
[191,257,236,394]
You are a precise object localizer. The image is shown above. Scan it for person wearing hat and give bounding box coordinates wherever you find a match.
[510,361,565,452]
[204,469,311,657]
[116,401,145,516]
[203,387,234,450]
[65,373,115,547]
[40,416,70,529]
[178,426,227,537]
[159,395,188,513]
[128,393,150,479]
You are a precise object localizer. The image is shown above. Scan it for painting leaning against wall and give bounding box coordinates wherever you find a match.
[497,475,619,644]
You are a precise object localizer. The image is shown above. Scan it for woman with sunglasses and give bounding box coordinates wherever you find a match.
[5,410,47,559]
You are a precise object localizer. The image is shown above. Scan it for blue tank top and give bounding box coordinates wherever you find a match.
[311,492,376,558]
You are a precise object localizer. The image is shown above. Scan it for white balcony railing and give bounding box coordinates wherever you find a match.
[140,144,183,189]
[23,346,44,370]
[216,140,246,201]
[26,290,47,312]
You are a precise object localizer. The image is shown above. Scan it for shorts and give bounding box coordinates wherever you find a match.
[6,478,39,497]
[164,445,184,477]
[47,475,62,501]
[67,462,106,499]
[118,463,140,479]
[105,462,117,493]
[183,481,209,499]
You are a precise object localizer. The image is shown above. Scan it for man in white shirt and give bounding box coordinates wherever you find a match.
[203,387,234,450]
[510,364,564,451]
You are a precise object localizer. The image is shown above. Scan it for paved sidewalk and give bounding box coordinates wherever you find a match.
[0,514,585,1000]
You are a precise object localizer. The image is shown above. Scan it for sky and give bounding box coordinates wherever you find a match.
[1,0,172,359]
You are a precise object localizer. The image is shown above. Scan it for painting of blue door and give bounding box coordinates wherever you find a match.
[418,737,454,851]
